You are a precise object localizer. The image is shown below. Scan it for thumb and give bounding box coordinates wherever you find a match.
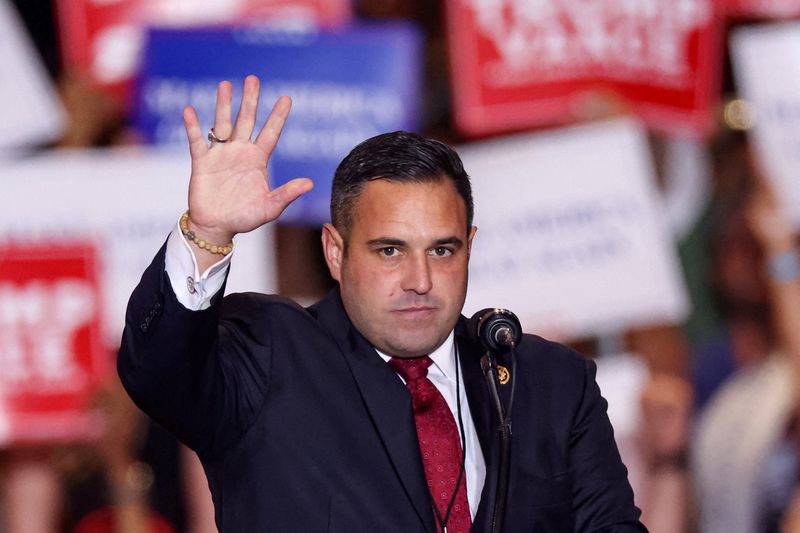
[264,178,314,220]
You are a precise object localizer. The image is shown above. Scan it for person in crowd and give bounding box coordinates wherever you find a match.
[64,371,215,533]
[636,372,693,532]
[0,447,61,533]
[593,328,694,533]
[693,172,800,533]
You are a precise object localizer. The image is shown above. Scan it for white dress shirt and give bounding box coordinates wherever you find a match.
[163,223,487,517]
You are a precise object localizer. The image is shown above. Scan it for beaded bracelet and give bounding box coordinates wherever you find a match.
[179,211,234,255]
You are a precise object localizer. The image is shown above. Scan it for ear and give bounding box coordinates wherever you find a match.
[466,226,477,258]
[321,223,345,282]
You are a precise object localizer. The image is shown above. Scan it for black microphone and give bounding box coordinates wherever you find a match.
[468,308,522,353]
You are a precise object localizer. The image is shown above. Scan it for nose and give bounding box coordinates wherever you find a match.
[401,253,433,295]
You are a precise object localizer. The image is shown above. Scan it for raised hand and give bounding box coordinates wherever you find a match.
[182,75,313,249]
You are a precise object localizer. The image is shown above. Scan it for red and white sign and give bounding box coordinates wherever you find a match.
[446,0,722,137]
[0,148,276,346]
[55,0,353,103]
[726,0,800,18]
[0,243,106,445]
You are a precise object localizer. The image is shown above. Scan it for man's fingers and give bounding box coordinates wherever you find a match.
[232,75,261,141]
[183,106,207,159]
[212,80,234,142]
[255,96,292,155]
[264,178,314,219]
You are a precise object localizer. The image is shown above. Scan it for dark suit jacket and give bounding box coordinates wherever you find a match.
[119,246,646,532]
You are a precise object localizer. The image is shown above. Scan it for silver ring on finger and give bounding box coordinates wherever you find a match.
[208,128,230,144]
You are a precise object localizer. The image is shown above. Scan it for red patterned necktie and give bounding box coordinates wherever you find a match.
[389,356,471,533]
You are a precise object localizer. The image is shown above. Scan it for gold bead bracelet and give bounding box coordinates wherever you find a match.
[179,211,234,255]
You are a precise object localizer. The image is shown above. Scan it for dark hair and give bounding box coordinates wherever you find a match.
[330,131,473,237]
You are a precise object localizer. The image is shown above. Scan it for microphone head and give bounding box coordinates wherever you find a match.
[468,308,523,353]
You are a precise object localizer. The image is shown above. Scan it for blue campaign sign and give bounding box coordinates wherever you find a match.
[133,22,423,224]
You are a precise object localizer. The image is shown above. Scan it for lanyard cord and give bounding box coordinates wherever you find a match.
[430,344,468,533]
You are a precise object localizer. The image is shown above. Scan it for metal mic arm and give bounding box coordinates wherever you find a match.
[469,308,521,533]
[481,351,512,533]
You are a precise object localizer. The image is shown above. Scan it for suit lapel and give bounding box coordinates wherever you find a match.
[311,290,436,533]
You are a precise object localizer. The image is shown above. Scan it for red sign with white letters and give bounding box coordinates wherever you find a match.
[446,0,723,137]
[0,243,106,445]
[55,0,353,103]
[726,0,800,17]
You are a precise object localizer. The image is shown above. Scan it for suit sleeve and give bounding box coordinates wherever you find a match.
[571,358,648,532]
[117,244,272,458]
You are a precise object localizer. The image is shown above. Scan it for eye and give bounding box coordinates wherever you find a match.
[431,247,452,257]
[380,247,398,257]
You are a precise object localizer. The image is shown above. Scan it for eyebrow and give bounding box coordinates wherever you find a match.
[366,236,465,249]
[432,237,465,249]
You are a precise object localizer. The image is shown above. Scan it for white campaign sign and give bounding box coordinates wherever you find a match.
[0,148,275,345]
[0,0,66,151]
[731,23,800,228]
[462,119,689,340]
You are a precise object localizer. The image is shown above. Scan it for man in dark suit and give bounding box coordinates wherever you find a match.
[119,75,646,532]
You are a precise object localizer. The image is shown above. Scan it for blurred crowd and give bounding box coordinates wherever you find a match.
[2,1,800,532]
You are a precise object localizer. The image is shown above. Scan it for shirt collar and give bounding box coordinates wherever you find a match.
[376,330,457,383]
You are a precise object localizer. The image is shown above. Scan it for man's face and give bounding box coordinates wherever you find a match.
[323,179,476,358]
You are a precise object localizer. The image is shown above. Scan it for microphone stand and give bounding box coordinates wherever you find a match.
[468,307,521,533]
[481,350,514,533]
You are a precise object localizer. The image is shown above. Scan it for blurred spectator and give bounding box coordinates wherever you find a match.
[58,371,217,533]
[57,75,126,148]
[65,372,174,533]
[0,365,217,533]
[595,329,694,533]
[693,171,800,533]
[782,491,800,533]
[0,447,62,533]
[637,372,693,532]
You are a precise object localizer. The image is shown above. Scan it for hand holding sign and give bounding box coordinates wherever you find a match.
[182,75,313,268]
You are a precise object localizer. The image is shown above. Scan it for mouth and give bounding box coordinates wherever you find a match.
[393,306,437,318]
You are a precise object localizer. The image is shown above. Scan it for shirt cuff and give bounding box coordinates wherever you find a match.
[164,221,233,310]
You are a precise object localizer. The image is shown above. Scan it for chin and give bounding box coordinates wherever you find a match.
[384,337,445,359]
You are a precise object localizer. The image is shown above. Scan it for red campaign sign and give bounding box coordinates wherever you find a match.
[0,243,107,445]
[726,0,800,17]
[55,0,353,103]
[446,0,723,138]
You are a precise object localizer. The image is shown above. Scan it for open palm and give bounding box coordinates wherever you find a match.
[182,76,313,244]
